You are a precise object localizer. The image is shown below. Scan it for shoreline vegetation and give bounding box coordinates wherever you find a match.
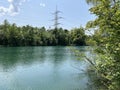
[0,20,90,47]
[85,0,120,90]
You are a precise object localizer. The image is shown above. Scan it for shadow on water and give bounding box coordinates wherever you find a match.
[0,46,68,72]
[0,47,45,71]
[47,46,67,66]
[0,46,97,90]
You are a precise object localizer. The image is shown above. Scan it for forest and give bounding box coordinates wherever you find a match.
[0,20,87,46]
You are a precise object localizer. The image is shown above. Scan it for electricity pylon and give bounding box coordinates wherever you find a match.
[52,6,63,29]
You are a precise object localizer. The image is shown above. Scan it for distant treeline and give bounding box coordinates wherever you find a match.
[0,20,89,46]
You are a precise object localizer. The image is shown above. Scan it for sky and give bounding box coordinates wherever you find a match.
[0,0,95,30]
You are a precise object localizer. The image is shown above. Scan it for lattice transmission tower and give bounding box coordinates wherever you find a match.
[52,6,63,29]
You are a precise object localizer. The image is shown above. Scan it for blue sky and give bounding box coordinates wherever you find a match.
[0,0,95,30]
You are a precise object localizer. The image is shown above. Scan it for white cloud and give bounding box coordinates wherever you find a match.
[8,0,14,3]
[0,7,7,16]
[40,3,46,7]
[0,0,27,16]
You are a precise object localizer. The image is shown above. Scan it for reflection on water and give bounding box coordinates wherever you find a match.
[0,46,94,90]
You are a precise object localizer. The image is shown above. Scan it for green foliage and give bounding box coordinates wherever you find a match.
[0,20,87,46]
[70,27,86,46]
[85,35,97,46]
[86,0,120,89]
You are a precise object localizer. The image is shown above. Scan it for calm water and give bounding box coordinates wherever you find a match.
[0,46,93,90]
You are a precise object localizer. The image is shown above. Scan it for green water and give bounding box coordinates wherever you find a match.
[0,46,93,90]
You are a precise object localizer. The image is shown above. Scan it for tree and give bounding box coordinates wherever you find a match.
[0,20,87,46]
[71,27,86,46]
[86,0,120,89]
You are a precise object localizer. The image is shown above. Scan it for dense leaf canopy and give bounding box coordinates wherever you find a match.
[86,0,120,89]
[0,20,86,46]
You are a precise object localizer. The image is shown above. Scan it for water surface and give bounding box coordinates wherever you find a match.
[0,46,91,90]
